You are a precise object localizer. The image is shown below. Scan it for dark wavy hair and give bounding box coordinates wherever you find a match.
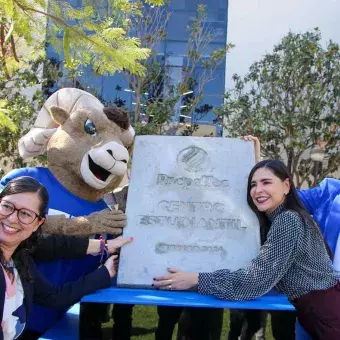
[0,176,49,282]
[247,160,332,258]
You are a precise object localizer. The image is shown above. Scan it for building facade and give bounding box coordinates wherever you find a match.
[46,0,229,135]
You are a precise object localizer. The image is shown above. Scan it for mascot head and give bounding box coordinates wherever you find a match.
[18,88,135,201]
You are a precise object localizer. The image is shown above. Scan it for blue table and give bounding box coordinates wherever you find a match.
[39,288,296,340]
[81,287,295,311]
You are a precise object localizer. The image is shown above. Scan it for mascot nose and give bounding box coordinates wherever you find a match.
[88,141,129,177]
[107,150,127,163]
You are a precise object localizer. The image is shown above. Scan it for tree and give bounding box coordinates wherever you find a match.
[124,1,171,124]
[124,3,232,135]
[220,29,340,188]
[0,0,164,80]
[0,58,61,171]
[0,0,164,136]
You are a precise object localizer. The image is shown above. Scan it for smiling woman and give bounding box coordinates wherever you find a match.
[0,176,123,340]
[249,167,290,214]
[153,160,340,340]
[0,177,48,277]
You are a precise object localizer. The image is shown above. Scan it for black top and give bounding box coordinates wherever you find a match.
[198,205,337,301]
[0,235,108,340]
[33,235,89,261]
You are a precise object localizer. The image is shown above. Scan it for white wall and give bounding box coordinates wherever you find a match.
[225,0,340,89]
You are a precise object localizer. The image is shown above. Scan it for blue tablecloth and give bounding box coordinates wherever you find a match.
[81,287,295,311]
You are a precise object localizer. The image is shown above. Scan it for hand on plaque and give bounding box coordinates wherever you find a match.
[104,255,119,278]
[241,135,261,163]
[152,268,199,291]
[107,236,133,254]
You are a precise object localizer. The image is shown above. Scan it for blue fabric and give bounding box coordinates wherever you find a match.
[81,287,294,310]
[296,178,340,340]
[298,178,340,254]
[1,168,108,333]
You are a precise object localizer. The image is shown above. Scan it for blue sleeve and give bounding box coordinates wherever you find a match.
[298,178,340,216]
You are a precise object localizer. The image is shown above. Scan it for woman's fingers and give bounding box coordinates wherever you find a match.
[104,254,119,277]
[107,236,133,253]
[241,135,258,142]
[152,279,173,289]
[168,268,179,273]
[153,274,172,281]
[241,135,261,162]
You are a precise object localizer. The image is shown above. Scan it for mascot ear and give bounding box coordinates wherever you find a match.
[50,106,69,125]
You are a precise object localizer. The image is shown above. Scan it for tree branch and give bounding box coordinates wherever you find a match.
[13,0,122,55]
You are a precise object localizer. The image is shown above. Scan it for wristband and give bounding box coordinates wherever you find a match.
[99,235,109,264]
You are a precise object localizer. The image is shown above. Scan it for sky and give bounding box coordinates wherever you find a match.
[225,0,340,89]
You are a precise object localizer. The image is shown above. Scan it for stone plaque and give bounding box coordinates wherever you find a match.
[117,136,261,288]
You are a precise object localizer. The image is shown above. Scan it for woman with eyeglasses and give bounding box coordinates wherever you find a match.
[0,176,128,340]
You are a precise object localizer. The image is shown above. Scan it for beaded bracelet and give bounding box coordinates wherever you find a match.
[99,235,109,264]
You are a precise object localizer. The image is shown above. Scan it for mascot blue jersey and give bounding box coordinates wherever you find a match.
[1,167,108,333]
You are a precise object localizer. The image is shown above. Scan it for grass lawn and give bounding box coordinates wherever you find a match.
[102,306,275,339]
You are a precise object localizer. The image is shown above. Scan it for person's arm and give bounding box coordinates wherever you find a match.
[33,235,133,261]
[241,136,261,163]
[154,211,304,299]
[31,255,117,310]
[197,211,304,300]
[86,237,133,255]
[33,235,89,261]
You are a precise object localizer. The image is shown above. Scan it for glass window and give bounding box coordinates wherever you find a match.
[165,41,188,57]
[171,0,198,11]
[102,74,130,107]
[167,11,196,41]
[201,0,227,12]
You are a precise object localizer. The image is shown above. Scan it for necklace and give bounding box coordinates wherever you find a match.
[3,258,14,270]
[2,259,15,282]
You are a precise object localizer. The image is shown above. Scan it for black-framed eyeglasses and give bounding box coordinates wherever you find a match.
[0,200,41,225]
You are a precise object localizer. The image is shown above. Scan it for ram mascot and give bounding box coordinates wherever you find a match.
[1,88,133,338]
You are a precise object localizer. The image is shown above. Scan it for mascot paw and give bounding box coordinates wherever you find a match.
[87,209,127,235]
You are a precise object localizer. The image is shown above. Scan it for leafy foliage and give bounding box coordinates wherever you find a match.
[0,0,164,79]
[0,58,61,171]
[0,92,45,171]
[220,29,340,187]
[125,3,232,135]
[0,100,17,131]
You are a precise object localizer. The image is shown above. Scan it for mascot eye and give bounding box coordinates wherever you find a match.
[84,119,97,136]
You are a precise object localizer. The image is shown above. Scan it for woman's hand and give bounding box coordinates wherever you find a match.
[103,237,133,277]
[87,236,133,255]
[104,255,119,278]
[153,268,199,291]
[107,236,133,253]
[241,135,261,163]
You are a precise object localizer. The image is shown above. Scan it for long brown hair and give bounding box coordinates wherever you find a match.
[247,160,332,258]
